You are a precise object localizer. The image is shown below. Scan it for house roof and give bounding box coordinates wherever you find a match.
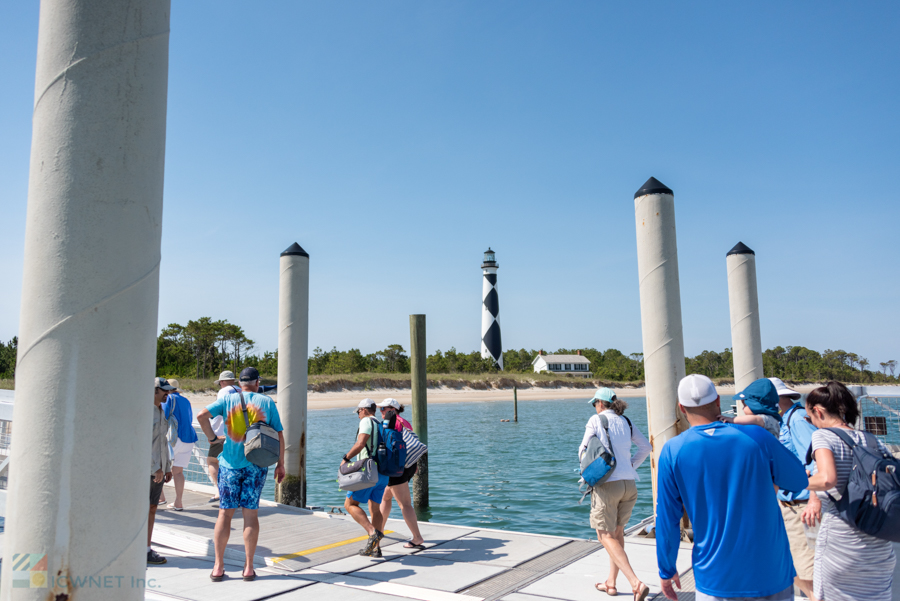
[532,354,591,365]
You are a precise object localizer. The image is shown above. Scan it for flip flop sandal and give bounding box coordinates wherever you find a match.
[633,584,649,601]
[595,582,618,596]
[209,572,226,582]
[242,571,257,582]
[166,503,183,512]
[403,542,427,550]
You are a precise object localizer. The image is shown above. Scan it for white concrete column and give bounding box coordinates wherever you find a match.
[727,242,763,394]
[2,1,170,598]
[633,177,688,506]
[275,243,310,507]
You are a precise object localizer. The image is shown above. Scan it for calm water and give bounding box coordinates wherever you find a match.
[261,397,653,540]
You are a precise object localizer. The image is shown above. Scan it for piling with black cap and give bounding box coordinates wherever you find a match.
[276,242,310,507]
[726,242,763,394]
[410,314,429,509]
[633,177,689,506]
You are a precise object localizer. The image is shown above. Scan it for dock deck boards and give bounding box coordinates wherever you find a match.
[148,483,700,601]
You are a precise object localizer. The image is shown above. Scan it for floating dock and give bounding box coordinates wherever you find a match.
[146,484,698,601]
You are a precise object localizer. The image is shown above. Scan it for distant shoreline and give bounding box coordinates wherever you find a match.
[183,382,826,413]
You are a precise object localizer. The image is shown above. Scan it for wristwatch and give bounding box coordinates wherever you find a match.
[342,455,350,462]
[209,436,218,443]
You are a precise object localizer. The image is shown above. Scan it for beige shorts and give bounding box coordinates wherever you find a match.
[780,500,815,581]
[590,479,637,532]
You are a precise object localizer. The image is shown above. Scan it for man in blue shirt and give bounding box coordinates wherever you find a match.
[657,374,808,601]
[770,377,819,600]
[198,367,285,582]
[159,379,199,510]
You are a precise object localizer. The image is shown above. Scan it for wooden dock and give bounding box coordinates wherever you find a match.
[146,483,698,601]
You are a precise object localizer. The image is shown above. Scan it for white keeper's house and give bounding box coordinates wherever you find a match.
[532,350,593,378]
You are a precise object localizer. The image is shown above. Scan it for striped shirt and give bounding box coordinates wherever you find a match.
[810,428,896,601]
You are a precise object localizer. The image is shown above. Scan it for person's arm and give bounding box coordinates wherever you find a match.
[655,445,683,599]
[197,408,216,442]
[732,414,766,428]
[342,433,370,464]
[790,416,817,470]
[762,430,809,493]
[806,448,837,491]
[630,426,653,471]
[274,431,285,483]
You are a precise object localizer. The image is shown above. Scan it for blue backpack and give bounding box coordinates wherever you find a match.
[818,428,900,542]
[375,418,407,477]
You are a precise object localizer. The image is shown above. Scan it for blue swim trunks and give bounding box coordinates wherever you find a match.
[218,464,268,509]
[347,474,390,504]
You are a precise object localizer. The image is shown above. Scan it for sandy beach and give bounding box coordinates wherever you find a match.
[184,382,824,414]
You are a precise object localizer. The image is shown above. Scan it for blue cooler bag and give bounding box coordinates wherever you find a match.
[578,415,617,502]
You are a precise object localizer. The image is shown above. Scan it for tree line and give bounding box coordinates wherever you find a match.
[0,337,16,379]
[150,317,899,384]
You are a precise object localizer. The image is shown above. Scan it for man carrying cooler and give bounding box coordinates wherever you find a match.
[770,377,820,601]
[656,374,808,601]
[197,367,285,582]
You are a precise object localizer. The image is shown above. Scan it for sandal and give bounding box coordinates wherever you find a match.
[403,542,427,550]
[595,582,618,596]
[166,503,183,512]
[242,570,256,582]
[632,583,649,601]
[209,571,226,582]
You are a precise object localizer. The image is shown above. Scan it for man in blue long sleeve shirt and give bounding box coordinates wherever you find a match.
[770,377,819,600]
[657,375,808,601]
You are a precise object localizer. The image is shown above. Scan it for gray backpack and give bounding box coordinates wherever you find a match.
[238,391,281,468]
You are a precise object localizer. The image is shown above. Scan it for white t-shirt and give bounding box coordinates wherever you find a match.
[579,410,652,482]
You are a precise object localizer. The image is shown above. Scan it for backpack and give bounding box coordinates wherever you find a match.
[821,428,900,542]
[375,417,407,477]
[578,414,617,503]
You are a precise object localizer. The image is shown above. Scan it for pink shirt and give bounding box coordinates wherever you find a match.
[394,416,412,432]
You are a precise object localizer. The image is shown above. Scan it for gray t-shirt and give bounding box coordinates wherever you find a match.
[759,414,781,438]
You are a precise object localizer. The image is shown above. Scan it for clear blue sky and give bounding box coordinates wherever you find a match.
[2,2,899,366]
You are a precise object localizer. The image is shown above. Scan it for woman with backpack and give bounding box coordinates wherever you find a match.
[377,398,426,550]
[579,388,652,600]
[802,381,896,601]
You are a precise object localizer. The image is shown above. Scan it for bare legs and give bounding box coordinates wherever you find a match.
[380,484,424,545]
[148,502,157,546]
[344,497,383,537]
[208,457,220,497]
[212,507,260,578]
[597,526,645,594]
[171,466,185,508]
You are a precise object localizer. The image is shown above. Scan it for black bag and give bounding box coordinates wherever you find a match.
[821,428,900,542]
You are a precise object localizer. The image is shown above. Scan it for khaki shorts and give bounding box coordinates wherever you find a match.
[780,500,815,581]
[590,479,637,532]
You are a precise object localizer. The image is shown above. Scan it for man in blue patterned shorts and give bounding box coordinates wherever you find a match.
[198,367,285,582]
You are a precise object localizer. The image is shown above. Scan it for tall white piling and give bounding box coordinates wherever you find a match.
[633,177,689,505]
[727,242,763,394]
[276,243,310,507]
[2,1,171,598]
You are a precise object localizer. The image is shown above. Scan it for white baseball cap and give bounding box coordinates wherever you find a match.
[354,398,377,413]
[378,398,401,410]
[677,374,719,407]
[768,377,801,400]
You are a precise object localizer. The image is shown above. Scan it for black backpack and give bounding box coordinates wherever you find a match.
[821,428,900,542]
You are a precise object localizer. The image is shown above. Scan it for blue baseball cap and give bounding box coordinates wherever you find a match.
[590,388,615,405]
[734,378,781,422]
[239,367,260,382]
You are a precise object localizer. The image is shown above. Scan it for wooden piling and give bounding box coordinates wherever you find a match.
[514,386,518,422]
[410,314,428,508]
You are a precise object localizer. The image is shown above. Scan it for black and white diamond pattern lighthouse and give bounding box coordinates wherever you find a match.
[481,248,503,369]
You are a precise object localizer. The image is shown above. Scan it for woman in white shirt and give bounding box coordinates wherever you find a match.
[579,388,653,600]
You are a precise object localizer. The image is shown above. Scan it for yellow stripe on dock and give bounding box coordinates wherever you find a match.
[271,530,394,564]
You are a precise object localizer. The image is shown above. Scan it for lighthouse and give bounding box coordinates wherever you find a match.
[481,248,503,369]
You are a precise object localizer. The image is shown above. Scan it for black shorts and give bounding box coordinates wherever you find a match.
[150,476,164,505]
[208,439,224,459]
[389,464,418,487]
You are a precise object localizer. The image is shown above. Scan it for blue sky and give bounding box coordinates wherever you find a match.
[2,2,899,366]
